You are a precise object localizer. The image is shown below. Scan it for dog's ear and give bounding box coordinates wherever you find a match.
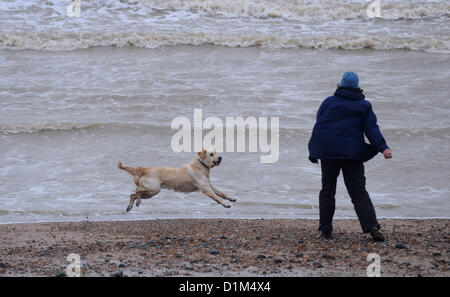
[197,149,206,159]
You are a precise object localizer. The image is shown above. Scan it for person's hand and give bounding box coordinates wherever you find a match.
[309,157,318,164]
[383,148,392,159]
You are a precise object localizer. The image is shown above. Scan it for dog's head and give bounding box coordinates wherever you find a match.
[197,147,222,168]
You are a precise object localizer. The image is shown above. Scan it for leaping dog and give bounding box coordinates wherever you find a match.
[118,147,236,212]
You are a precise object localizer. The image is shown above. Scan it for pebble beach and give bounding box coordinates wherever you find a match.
[0,219,448,277]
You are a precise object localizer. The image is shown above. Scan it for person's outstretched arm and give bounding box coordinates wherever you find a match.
[364,102,392,159]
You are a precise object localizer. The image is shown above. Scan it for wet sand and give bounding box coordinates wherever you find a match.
[0,219,448,277]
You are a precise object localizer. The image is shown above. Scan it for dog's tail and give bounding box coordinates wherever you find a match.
[118,162,138,176]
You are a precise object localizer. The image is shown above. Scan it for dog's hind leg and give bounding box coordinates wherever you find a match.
[126,193,138,212]
[134,178,161,208]
[135,189,160,208]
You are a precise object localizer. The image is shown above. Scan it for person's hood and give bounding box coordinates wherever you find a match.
[334,86,365,100]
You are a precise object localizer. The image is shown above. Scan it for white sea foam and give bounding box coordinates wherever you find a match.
[131,0,450,20]
[0,0,448,52]
[1,31,448,52]
[3,0,448,21]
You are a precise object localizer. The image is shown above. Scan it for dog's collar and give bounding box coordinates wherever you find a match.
[198,158,209,169]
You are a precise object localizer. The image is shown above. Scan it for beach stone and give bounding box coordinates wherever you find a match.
[0,262,6,268]
[210,250,220,255]
[111,270,123,277]
[295,253,304,258]
[256,254,266,260]
[274,259,283,264]
[395,243,407,249]
[118,263,125,268]
[322,253,335,259]
[55,271,66,277]
[314,263,324,268]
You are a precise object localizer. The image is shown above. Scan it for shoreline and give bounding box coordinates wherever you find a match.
[0,218,448,277]
[1,216,449,226]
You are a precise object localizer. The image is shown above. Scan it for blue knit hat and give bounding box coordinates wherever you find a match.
[340,72,359,88]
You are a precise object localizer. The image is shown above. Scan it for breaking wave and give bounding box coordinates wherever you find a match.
[2,121,449,138]
[0,122,105,134]
[1,31,448,53]
[131,0,450,20]
[0,122,173,134]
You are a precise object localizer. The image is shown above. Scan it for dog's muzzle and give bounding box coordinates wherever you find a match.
[213,157,222,165]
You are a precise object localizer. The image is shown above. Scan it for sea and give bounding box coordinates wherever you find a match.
[0,0,449,223]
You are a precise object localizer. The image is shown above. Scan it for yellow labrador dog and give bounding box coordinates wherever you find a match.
[118,147,236,212]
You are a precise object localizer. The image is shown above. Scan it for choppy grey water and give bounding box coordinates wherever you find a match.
[0,0,449,223]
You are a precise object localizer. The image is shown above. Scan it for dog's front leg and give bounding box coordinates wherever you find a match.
[210,185,237,202]
[200,186,231,208]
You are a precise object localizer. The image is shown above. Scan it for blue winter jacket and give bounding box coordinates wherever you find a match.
[308,87,388,162]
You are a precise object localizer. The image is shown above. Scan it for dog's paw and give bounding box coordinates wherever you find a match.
[126,206,132,212]
[230,198,237,202]
[223,204,231,208]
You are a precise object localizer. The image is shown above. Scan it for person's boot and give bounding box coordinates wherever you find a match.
[319,232,333,240]
[369,227,385,242]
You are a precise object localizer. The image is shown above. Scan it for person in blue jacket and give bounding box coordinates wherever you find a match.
[308,72,392,242]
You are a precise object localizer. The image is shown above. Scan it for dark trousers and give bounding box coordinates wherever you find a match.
[319,159,380,234]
